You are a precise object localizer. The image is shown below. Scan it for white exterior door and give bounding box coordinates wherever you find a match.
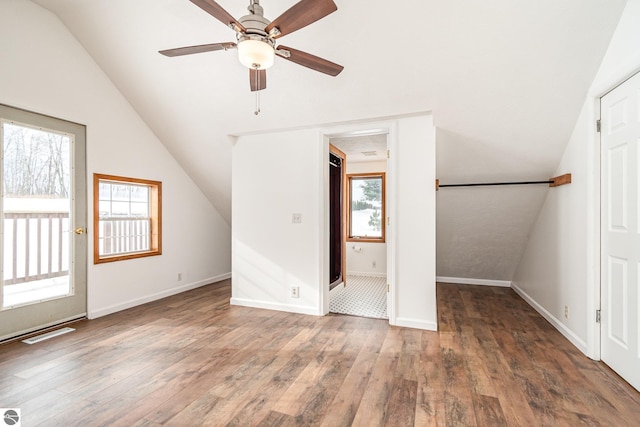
[601,71,640,392]
[0,104,87,341]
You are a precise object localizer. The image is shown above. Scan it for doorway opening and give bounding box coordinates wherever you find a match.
[327,132,388,319]
[329,148,344,290]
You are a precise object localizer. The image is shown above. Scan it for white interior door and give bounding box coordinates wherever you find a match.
[0,104,87,341]
[600,71,640,392]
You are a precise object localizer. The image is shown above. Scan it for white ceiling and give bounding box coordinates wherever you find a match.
[330,134,387,163]
[32,0,627,226]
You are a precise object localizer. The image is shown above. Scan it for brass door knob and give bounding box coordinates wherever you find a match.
[75,227,85,235]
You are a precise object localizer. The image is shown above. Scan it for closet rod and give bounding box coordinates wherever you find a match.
[435,173,571,190]
[439,180,552,188]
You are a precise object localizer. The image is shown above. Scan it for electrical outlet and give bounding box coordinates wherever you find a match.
[291,286,300,298]
[564,305,569,319]
[292,213,302,224]
[177,273,182,281]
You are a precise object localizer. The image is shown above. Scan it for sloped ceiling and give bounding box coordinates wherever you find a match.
[30,0,626,280]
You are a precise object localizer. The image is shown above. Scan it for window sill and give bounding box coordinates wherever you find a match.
[94,250,161,264]
[347,238,386,244]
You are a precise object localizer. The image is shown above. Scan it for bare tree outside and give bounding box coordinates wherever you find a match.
[3,123,70,199]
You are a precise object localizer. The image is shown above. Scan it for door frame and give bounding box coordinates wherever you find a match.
[319,120,397,325]
[588,64,640,360]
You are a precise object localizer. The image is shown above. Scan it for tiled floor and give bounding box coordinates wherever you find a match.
[329,275,387,319]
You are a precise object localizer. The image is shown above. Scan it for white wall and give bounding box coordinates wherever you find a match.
[393,116,437,330]
[232,115,437,330]
[512,104,589,352]
[232,129,322,315]
[346,160,387,277]
[0,0,231,318]
[436,185,548,285]
[513,0,640,358]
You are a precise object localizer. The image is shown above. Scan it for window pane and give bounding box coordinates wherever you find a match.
[130,202,148,217]
[98,200,111,217]
[111,201,129,216]
[2,123,71,198]
[130,186,148,203]
[350,177,383,238]
[111,184,130,201]
[2,122,72,307]
[99,182,112,200]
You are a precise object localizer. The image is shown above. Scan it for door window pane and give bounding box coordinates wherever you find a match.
[1,121,72,307]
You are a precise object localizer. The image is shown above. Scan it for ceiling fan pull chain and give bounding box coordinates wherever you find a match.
[255,91,260,115]
[254,65,261,115]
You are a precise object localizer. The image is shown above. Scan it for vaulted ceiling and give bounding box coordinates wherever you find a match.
[30,0,628,281]
[32,0,626,224]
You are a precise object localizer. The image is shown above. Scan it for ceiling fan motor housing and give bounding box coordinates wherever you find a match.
[239,0,271,37]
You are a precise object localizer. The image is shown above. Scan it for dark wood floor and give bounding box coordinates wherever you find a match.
[1,281,639,426]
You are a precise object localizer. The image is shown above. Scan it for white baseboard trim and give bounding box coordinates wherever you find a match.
[88,272,231,319]
[511,282,588,354]
[347,271,387,278]
[436,276,512,288]
[393,317,438,331]
[230,297,319,316]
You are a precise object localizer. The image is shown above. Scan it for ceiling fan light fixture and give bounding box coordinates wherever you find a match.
[237,39,275,70]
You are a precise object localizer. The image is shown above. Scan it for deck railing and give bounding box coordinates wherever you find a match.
[2,212,70,285]
[98,217,150,257]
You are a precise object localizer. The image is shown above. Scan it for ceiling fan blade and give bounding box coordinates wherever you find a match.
[250,69,267,92]
[265,0,337,38]
[190,0,246,32]
[159,42,236,57]
[277,45,343,76]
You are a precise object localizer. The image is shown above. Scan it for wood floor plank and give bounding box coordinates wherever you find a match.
[469,318,539,425]
[319,320,387,427]
[472,394,507,427]
[458,325,497,397]
[383,377,417,426]
[255,410,299,427]
[350,351,399,425]
[270,321,358,415]
[162,391,221,426]
[226,328,332,424]
[299,352,362,422]
[270,354,325,416]
[414,332,446,426]
[216,353,310,426]
[440,332,479,426]
[0,279,638,426]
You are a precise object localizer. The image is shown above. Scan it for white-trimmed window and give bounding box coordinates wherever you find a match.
[93,174,161,263]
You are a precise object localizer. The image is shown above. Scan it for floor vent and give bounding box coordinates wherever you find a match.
[22,327,75,344]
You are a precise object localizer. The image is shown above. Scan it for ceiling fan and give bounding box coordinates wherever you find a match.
[160,0,344,93]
